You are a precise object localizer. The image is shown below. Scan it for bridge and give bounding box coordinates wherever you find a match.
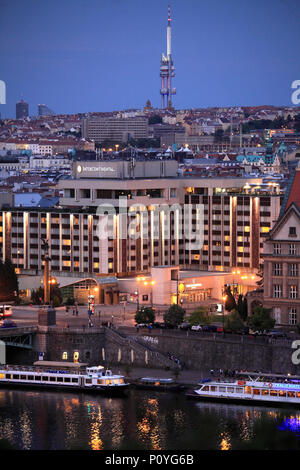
[0,327,37,349]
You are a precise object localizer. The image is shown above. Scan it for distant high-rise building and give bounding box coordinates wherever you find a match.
[38,104,55,116]
[82,116,149,143]
[16,99,29,119]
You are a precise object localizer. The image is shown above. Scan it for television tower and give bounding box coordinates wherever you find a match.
[160,5,176,109]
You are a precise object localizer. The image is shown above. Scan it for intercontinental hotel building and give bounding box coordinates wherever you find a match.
[0,159,283,285]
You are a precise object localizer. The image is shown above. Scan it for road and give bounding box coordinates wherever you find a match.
[10,303,141,329]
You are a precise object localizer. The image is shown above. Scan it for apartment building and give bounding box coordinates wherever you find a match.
[262,168,300,325]
[81,116,149,143]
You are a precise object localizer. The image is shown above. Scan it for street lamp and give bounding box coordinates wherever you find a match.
[136,276,145,312]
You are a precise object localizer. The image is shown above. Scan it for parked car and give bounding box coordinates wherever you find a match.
[191,325,202,331]
[179,322,191,331]
[249,329,267,336]
[201,325,217,332]
[151,322,166,329]
[0,320,17,329]
[266,330,287,338]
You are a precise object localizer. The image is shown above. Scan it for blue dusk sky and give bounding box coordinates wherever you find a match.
[0,0,300,118]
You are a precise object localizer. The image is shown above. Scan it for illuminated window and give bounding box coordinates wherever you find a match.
[62,352,68,360]
[73,351,79,363]
[238,247,244,252]
[261,227,269,233]
[289,285,298,299]
[244,226,250,232]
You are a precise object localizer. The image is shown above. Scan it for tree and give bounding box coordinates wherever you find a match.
[187,306,211,326]
[148,115,162,125]
[247,306,275,333]
[31,285,63,306]
[164,304,185,327]
[224,286,236,312]
[237,294,248,321]
[135,306,155,325]
[224,309,245,333]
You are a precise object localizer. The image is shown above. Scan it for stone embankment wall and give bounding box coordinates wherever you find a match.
[30,327,300,375]
[133,330,300,375]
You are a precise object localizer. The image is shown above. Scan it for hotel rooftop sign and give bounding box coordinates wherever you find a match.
[75,162,119,178]
[73,159,179,179]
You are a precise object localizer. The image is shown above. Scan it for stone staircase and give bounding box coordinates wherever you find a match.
[104,326,177,369]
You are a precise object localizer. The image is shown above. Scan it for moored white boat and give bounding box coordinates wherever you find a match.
[186,372,300,406]
[0,364,129,395]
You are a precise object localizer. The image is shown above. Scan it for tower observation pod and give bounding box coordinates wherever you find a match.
[160,5,176,109]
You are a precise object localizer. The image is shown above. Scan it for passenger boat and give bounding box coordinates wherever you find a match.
[186,371,300,406]
[0,364,129,395]
[132,377,185,392]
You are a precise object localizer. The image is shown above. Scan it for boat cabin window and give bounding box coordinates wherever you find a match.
[105,379,112,385]
[119,378,124,384]
[97,379,105,385]
[236,388,243,393]
[42,376,49,381]
[262,389,269,395]
[219,387,226,392]
[85,379,92,384]
[13,375,19,380]
[0,373,5,379]
[297,392,300,398]
[253,389,260,395]
[227,387,234,393]
[245,386,252,394]
[71,378,78,383]
[288,391,296,398]
[210,386,216,392]
[270,390,277,396]
[20,375,26,380]
[279,390,286,397]
[28,375,34,381]
[49,376,56,382]
[34,376,41,381]
[202,386,209,391]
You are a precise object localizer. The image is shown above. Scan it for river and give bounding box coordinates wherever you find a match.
[0,388,299,450]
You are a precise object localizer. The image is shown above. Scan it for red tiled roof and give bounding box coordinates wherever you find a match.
[286,169,300,210]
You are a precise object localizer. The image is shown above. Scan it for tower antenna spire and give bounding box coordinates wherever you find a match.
[160,5,176,109]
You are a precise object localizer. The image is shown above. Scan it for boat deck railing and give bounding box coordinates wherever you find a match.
[0,365,86,375]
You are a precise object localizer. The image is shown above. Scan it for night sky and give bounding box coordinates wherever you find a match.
[1,0,300,118]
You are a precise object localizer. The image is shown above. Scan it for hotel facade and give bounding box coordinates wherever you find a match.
[0,160,283,284]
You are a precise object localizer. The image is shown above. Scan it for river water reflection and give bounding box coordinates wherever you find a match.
[0,388,299,450]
